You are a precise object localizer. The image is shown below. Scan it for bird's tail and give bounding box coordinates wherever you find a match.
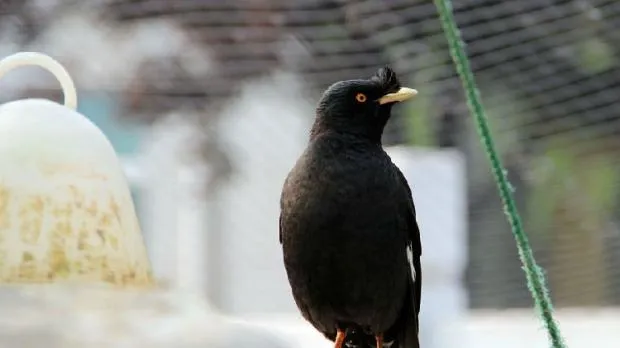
[395,270,421,348]
[395,289,420,348]
[388,281,420,348]
[343,279,420,348]
[342,312,419,348]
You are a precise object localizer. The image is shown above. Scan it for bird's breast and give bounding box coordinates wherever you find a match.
[281,146,409,313]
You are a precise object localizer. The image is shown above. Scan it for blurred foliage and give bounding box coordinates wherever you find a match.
[404,75,436,148]
[576,38,615,74]
[526,135,618,305]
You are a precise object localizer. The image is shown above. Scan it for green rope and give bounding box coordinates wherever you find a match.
[432,1,566,347]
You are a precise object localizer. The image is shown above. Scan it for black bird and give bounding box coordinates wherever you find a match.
[279,67,422,348]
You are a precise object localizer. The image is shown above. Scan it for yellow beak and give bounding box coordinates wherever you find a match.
[377,87,418,105]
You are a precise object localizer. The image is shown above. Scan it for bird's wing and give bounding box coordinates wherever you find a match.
[395,168,421,254]
[395,167,422,343]
[393,167,422,348]
[334,167,423,348]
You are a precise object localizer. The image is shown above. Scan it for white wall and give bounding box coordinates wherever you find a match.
[132,113,210,292]
[215,72,313,314]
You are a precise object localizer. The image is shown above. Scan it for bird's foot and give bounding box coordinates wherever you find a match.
[334,329,346,348]
[375,334,383,348]
[344,341,395,348]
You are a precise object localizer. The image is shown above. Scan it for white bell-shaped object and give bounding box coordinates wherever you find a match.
[0,52,153,286]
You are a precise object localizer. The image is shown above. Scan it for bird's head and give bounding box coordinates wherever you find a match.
[311,66,417,142]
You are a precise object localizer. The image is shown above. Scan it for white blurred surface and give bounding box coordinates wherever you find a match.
[242,309,620,348]
[0,283,616,348]
[0,284,287,348]
[206,71,313,314]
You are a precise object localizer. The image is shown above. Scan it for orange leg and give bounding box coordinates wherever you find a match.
[334,329,346,348]
[375,334,384,348]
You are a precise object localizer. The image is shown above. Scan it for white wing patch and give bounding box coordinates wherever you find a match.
[406,246,416,281]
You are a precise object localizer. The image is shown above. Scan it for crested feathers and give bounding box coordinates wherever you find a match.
[371,66,401,94]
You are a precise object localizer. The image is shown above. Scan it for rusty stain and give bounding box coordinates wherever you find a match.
[100,257,109,270]
[22,252,34,262]
[108,235,119,249]
[77,237,87,250]
[4,268,154,286]
[51,203,72,218]
[52,221,73,237]
[96,229,106,242]
[99,213,112,227]
[0,185,10,231]
[18,251,36,280]
[110,198,121,225]
[121,269,138,284]
[19,196,45,245]
[78,224,89,250]
[19,220,42,244]
[48,246,70,278]
[85,201,98,216]
[31,196,44,213]
[0,183,154,286]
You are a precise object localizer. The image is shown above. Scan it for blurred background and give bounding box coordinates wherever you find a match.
[0,0,619,347]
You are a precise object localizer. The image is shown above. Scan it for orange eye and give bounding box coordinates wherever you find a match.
[355,93,367,103]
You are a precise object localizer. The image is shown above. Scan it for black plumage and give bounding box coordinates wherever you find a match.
[279,67,422,348]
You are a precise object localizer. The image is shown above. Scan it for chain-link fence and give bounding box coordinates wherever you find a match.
[1,0,620,313]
